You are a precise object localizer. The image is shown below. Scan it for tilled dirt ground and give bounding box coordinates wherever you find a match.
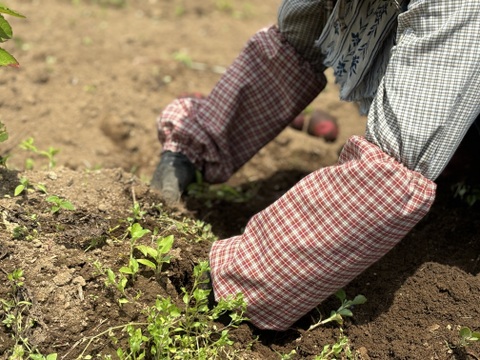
[1,1,480,359]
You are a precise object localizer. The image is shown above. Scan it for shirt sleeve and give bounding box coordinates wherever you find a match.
[365,0,480,180]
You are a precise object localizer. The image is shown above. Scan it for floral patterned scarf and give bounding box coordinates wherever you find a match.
[317,0,407,113]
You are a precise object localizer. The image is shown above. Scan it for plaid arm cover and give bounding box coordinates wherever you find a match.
[210,136,436,330]
[157,26,326,183]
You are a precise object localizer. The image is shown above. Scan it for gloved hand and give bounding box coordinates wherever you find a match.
[151,151,196,204]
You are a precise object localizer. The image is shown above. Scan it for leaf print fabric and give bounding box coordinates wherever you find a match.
[316,0,406,114]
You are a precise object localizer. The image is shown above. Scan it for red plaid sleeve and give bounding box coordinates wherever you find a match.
[209,136,436,330]
[157,26,326,183]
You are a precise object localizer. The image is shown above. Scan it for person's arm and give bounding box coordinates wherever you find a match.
[209,0,480,331]
[366,0,480,181]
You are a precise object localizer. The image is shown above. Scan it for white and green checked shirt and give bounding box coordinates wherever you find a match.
[282,0,480,180]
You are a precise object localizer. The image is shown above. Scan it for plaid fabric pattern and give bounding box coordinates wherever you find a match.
[157,26,326,183]
[277,0,331,73]
[366,0,480,180]
[210,136,436,330]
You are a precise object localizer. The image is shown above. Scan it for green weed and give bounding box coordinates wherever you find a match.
[308,289,367,331]
[135,232,174,275]
[458,326,480,348]
[152,203,218,243]
[126,201,146,224]
[314,330,354,360]
[74,261,249,359]
[95,220,173,305]
[46,195,75,214]
[297,290,367,359]
[122,261,248,359]
[93,259,130,305]
[13,177,48,197]
[12,225,28,239]
[277,349,297,359]
[0,269,57,359]
[187,172,253,208]
[118,222,151,279]
[0,4,25,167]
[0,120,8,143]
[452,181,480,206]
[0,121,9,166]
[20,137,60,169]
[14,177,32,196]
[173,50,193,67]
[0,119,10,166]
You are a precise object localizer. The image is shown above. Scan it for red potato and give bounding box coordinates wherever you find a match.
[307,110,339,142]
[289,110,339,142]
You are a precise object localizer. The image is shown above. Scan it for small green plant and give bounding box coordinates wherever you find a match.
[452,181,480,206]
[135,232,174,275]
[126,201,146,224]
[314,330,354,360]
[14,176,32,196]
[12,225,28,239]
[91,204,149,304]
[1,269,57,359]
[20,137,60,169]
[92,259,131,305]
[0,4,25,67]
[120,261,249,359]
[94,259,142,306]
[308,290,367,331]
[0,4,25,167]
[120,223,175,278]
[152,203,218,243]
[173,50,193,67]
[106,266,130,305]
[458,326,480,348]
[74,261,250,359]
[118,222,151,278]
[303,291,365,359]
[187,172,253,208]
[277,349,297,359]
[120,223,150,275]
[35,183,48,194]
[46,195,75,213]
[0,120,8,143]
[14,178,47,197]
